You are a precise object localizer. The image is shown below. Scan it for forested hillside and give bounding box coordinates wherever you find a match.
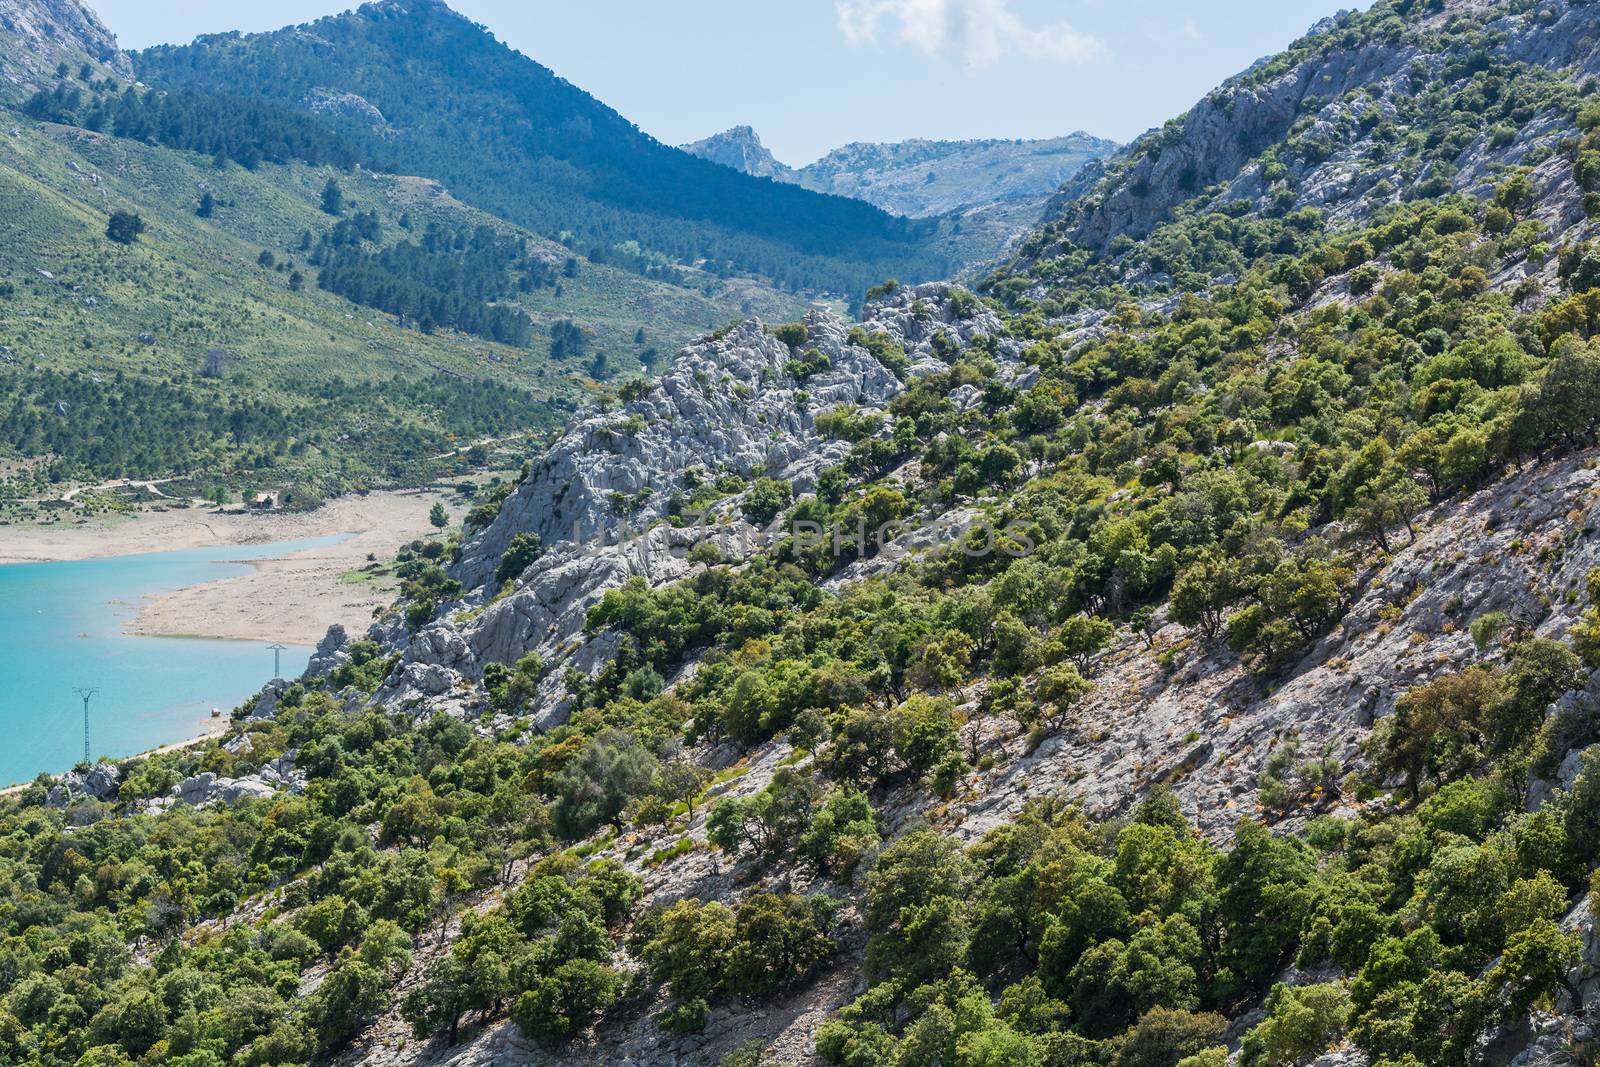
[12,2,1600,1067]
[131,0,952,297]
[0,48,803,501]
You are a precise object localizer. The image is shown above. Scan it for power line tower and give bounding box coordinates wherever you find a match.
[73,687,98,765]
[267,644,287,681]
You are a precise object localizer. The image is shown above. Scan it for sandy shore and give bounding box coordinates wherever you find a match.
[0,490,456,645]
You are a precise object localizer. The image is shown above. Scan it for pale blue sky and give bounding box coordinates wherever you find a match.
[93,0,1366,163]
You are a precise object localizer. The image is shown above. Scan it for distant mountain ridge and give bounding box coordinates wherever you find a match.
[682,125,1118,218]
[132,0,952,297]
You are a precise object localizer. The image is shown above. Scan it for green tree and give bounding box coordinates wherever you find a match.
[1057,614,1115,671]
[306,959,387,1046]
[510,959,623,1044]
[320,178,345,216]
[1239,982,1350,1067]
[497,532,543,585]
[640,898,736,1002]
[1112,1008,1228,1067]
[724,894,834,997]
[106,210,145,244]
[1169,551,1241,639]
[742,478,795,526]
[549,730,659,839]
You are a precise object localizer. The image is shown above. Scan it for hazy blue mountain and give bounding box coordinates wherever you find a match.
[683,125,1118,218]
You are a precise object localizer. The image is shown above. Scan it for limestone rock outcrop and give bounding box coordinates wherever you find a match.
[345,284,1021,721]
[0,0,130,100]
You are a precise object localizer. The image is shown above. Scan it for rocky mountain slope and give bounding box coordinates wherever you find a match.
[0,0,129,102]
[1015,0,1600,285]
[16,3,1600,1067]
[683,126,1119,269]
[680,126,791,182]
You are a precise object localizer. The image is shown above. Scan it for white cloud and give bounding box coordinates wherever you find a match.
[1145,17,1203,46]
[835,0,1106,70]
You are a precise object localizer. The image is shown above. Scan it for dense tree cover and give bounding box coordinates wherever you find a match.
[22,84,365,170]
[312,221,542,346]
[0,700,566,1065]
[131,2,950,296]
[813,769,1590,1067]
[0,366,552,481]
[631,891,836,1033]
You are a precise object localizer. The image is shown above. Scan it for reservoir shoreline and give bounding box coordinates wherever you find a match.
[0,716,229,796]
[0,489,454,646]
[0,489,454,785]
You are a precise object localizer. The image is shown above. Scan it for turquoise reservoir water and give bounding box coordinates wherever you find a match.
[0,537,337,786]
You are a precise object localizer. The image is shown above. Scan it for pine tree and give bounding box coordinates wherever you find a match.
[320,178,345,216]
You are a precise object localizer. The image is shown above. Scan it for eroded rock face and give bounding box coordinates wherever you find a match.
[169,761,303,808]
[953,452,1600,841]
[43,761,121,808]
[0,0,131,100]
[450,309,901,593]
[304,624,350,681]
[358,284,1016,717]
[680,125,790,180]
[1047,0,1600,256]
[303,87,386,125]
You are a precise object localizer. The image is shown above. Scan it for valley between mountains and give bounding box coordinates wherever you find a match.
[13,2,1600,1067]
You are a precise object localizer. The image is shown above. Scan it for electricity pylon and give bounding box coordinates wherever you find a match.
[73,688,98,765]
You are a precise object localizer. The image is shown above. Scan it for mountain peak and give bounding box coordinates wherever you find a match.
[680,125,791,180]
[356,0,465,21]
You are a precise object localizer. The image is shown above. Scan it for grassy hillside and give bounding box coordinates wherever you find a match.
[0,109,803,502]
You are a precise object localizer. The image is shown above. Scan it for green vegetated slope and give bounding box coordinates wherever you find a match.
[12,2,1600,1067]
[131,0,952,298]
[0,90,802,497]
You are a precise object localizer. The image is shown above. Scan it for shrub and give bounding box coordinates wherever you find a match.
[742,478,794,526]
[498,532,544,585]
[510,960,623,1044]
[1239,983,1350,1067]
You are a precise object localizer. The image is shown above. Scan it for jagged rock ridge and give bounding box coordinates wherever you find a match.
[679,125,788,180]
[325,284,1023,728]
